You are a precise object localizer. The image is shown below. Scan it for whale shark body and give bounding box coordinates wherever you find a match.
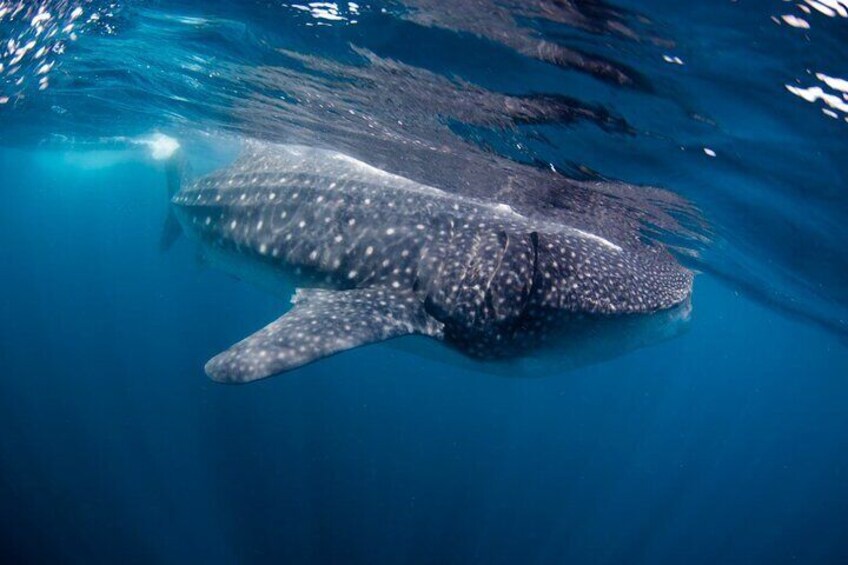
[168,142,692,383]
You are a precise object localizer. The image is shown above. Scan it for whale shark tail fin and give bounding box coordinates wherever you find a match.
[159,150,186,252]
[204,288,444,384]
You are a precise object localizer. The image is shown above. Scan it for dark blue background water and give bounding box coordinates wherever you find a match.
[1,1,848,563]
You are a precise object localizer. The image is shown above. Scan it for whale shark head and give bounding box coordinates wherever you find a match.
[416,215,692,358]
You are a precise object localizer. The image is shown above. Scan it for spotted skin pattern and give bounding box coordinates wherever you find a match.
[172,143,692,383]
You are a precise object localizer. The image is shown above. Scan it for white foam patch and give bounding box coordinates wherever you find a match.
[786,84,848,114]
[662,55,684,65]
[781,15,810,28]
[141,133,181,160]
[817,72,848,93]
[289,2,361,24]
[806,0,837,16]
[0,3,112,100]
[785,70,848,124]
[802,0,848,17]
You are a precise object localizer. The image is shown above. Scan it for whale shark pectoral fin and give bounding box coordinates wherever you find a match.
[204,288,443,384]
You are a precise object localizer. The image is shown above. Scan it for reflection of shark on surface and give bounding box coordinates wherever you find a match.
[163,140,693,383]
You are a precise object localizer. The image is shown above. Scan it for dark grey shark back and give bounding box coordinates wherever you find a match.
[170,142,692,383]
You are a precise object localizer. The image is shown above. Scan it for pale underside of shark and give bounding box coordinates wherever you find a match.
[166,142,693,383]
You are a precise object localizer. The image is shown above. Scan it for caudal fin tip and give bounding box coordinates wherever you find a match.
[159,212,182,253]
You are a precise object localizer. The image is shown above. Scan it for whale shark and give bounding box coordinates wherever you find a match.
[165,141,693,383]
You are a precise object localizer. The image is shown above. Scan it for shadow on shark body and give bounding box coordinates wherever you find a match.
[386,298,692,379]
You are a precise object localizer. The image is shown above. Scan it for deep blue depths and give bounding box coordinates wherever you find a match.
[2,154,847,564]
[2,1,848,564]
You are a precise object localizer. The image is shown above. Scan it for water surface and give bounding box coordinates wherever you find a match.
[1,1,847,563]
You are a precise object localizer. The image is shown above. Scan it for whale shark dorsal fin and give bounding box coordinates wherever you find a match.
[204,288,444,383]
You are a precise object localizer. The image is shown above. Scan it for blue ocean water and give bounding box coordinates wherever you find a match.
[1,1,847,563]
